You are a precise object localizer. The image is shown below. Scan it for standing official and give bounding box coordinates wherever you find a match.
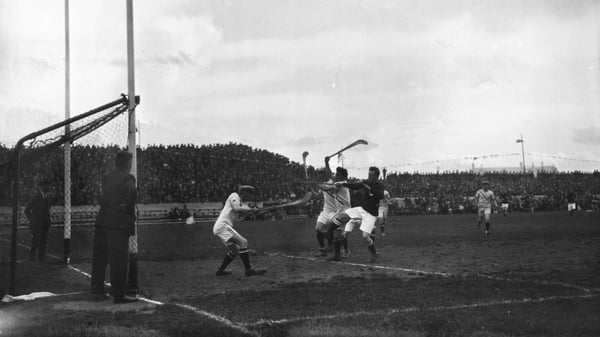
[91,152,138,304]
[24,179,53,261]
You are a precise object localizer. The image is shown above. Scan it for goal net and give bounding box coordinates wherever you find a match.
[0,95,136,295]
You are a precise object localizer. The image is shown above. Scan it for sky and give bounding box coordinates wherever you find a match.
[1,0,599,176]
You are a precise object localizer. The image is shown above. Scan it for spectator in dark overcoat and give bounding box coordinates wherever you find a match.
[90,151,138,304]
[24,179,53,261]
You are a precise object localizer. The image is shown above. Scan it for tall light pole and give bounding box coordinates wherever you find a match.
[516,133,526,173]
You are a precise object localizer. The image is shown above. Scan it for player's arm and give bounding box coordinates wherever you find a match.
[324,156,333,176]
[231,197,256,213]
[317,181,336,191]
[371,182,385,199]
[339,180,367,191]
[491,192,498,208]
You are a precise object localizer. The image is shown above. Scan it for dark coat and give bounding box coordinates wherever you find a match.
[95,170,137,235]
[24,192,51,231]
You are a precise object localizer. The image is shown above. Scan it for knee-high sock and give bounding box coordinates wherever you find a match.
[239,249,252,269]
[219,252,235,271]
[334,239,342,254]
[316,231,325,248]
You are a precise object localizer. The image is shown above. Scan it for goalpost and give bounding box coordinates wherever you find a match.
[7,95,138,295]
[4,0,138,296]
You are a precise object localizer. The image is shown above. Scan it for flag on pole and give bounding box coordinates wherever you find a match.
[516,139,523,143]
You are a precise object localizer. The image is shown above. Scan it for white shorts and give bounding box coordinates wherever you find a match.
[478,207,492,216]
[343,207,377,234]
[213,224,245,247]
[568,203,576,211]
[378,206,388,218]
[501,203,509,210]
[317,210,338,228]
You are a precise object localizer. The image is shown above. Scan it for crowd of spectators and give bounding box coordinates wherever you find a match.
[0,143,308,207]
[1,143,598,215]
[384,170,600,214]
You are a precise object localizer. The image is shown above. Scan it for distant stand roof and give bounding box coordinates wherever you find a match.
[472,164,558,174]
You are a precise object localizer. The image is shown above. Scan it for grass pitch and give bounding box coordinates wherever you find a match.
[1,210,599,336]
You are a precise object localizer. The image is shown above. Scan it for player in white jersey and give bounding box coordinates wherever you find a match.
[213,185,266,276]
[315,157,352,257]
[474,181,497,235]
[377,190,391,236]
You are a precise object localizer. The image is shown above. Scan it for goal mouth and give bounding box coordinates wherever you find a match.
[4,94,138,295]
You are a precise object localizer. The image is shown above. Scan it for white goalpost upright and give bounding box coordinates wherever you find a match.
[126,0,139,295]
[63,0,72,264]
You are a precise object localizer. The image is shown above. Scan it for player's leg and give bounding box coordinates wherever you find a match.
[341,218,359,258]
[328,210,353,261]
[214,225,236,275]
[378,207,387,236]
[38,226,49,261]
[91,226,109,297]
[484,208,491,235]
[105,227,133,302]
[358,210,378,263]
[477,208,484,228]
[315,212,334,256]
[314,220,329,256]
[230,229,266,276]
[29,227,39,261]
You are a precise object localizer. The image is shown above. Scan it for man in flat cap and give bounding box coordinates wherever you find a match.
[24,179,53,261]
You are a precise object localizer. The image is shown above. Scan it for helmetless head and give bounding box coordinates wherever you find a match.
[368,166,380,182]
[238,185,256,200]
[115,151,133,172]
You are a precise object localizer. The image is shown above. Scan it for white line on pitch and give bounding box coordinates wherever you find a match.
[244,292,599,327]
[475,273,597,293]
[274,253,596,293]
[273,252,451,276]
[0,237,258,337]
[173,303,260,337]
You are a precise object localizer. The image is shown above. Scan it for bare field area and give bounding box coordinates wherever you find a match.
[1,211,599,336]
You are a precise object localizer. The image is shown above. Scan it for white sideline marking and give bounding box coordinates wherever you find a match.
[244,293,599,327]
[0,237,258,337]
[174,303,260,337]
[275,253,451,276]
[475,273,597,293]
[275,253,597,293]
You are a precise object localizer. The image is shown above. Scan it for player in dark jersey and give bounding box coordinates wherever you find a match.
[328,166,385,263]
